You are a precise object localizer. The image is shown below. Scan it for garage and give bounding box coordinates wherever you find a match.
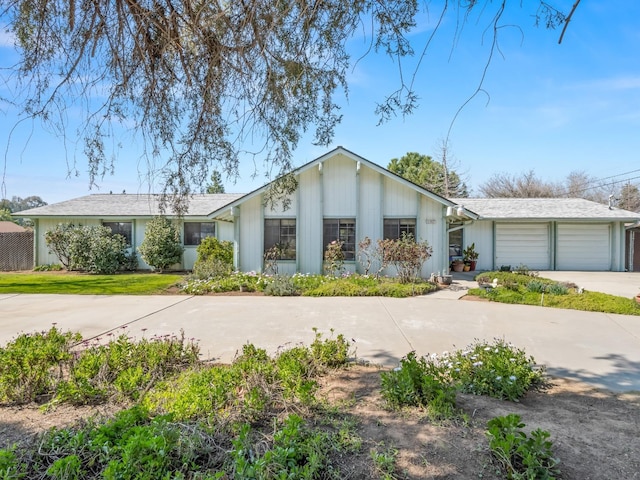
[495,223,551,270]
[556,223,611,271]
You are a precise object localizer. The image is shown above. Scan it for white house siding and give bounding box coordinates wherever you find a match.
[357,166,383,273]
[556,223,611,271]
[322,154,356,217]
[495,223,551,270]
[383,176,418,217]
[419,196,446,276]
[462,220,494,271]
[298,166,323,274]
[238,195,263,272]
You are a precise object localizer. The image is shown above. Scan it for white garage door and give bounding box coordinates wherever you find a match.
[495,223,550,270]
[556,223,611,271]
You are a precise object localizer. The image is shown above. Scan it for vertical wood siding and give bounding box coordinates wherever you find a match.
[239,196,263,272]
[298,166,323,273]
[322,154,356,217]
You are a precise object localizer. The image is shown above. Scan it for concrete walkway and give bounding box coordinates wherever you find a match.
[1,292,639,393]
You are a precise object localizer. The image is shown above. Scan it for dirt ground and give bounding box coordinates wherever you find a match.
[1,365,639,479]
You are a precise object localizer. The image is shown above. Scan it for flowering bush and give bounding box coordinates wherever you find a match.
[381,340,546,413]
[323,240,345,276]
[447,339,546,401]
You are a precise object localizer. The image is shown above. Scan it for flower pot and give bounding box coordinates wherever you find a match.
[452,262,464,272]
[469,260,477,271]
[439,275,452,285]
[463,265,471,272]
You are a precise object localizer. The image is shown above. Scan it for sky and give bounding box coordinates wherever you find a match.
[1,1,639,204]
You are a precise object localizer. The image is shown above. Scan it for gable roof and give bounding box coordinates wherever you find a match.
[209,146,474,219]
[0,221,27,233]
[451,198,640,221]
[13,194,244,218]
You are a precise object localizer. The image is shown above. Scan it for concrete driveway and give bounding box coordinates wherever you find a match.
[1,291,639,393]
[537,271,640,299]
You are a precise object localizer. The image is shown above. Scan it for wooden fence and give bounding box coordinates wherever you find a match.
[0,231,34,271]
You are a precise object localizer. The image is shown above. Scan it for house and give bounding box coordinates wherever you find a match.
[453,197,638,271]
[14,147,640,273]
[13,193,243,270]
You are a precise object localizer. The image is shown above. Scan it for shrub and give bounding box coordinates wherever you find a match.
[448,339,545,401]
[380,351,457,419]
[0,327,81,404]
[192,237,233,279]
[377,233,432,283]
[323,240,345,276]
[526,280,546,293]
[264,274,299,296]
[45,224,134,274]
[33,263,63,271]
[487,414,560,479]
[546,283,568,295]
[138,216,184,272]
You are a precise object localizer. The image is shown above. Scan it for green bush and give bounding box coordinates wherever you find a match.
[0,327,81,404]
[45,224,135,274]
[192,237,234,279]
[138,216,184,272]
[380,351,457,419]
[264,274,300,296]
[448,339,545,401]
[58,332,200,405]
[487,414,560,479]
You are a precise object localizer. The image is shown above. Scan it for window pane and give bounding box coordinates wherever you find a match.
[103,222,132,245]
[264,219,296,260]
[184,222,215,246]
[383,218,416,240]
[323,218,356,260]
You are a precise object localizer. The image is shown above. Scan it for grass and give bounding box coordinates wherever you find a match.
[469,271,640,316]
[0,272,183,295]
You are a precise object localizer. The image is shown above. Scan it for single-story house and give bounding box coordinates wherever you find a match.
[14,147,640,273]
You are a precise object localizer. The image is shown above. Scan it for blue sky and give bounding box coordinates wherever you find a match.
[1,1,639,204]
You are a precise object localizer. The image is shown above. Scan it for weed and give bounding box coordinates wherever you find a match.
[487,414,560,479]
[370,443,401,479]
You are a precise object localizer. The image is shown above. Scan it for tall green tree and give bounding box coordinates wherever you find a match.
[0,1,578,211]
[205,171,225,194]
[0,208,14,222]
[388,152,468,197]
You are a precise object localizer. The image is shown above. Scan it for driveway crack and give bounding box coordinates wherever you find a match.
[378,297,414,351]
[75,295,195,345]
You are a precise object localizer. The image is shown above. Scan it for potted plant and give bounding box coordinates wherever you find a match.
[451,259,465,272]
[463,243,479,271]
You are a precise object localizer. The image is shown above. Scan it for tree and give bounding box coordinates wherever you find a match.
[388,152,468,197]
[0,208,14,222]
[478,170,632,203]
[138,217,184,272]
[478,171,560,198]
[205,171,225,194]
[0,1,577,212]
[619,182,640,212]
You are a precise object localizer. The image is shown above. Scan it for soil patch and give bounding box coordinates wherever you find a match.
[2,366,638,479]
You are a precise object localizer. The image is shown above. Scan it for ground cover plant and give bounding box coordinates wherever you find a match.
[469,271,640,316]
[0,329,639,479]
[0,272,183,295]
[180,272,438,298]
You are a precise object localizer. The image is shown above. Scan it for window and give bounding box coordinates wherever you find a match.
[264,219,296,260]
[184,222,215,246]
[323,218,356,260]
[383,218,416,240]
[103,222,132,245]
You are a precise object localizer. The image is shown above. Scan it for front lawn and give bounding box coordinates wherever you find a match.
[467,271,640,316]
[0,272,183,295]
